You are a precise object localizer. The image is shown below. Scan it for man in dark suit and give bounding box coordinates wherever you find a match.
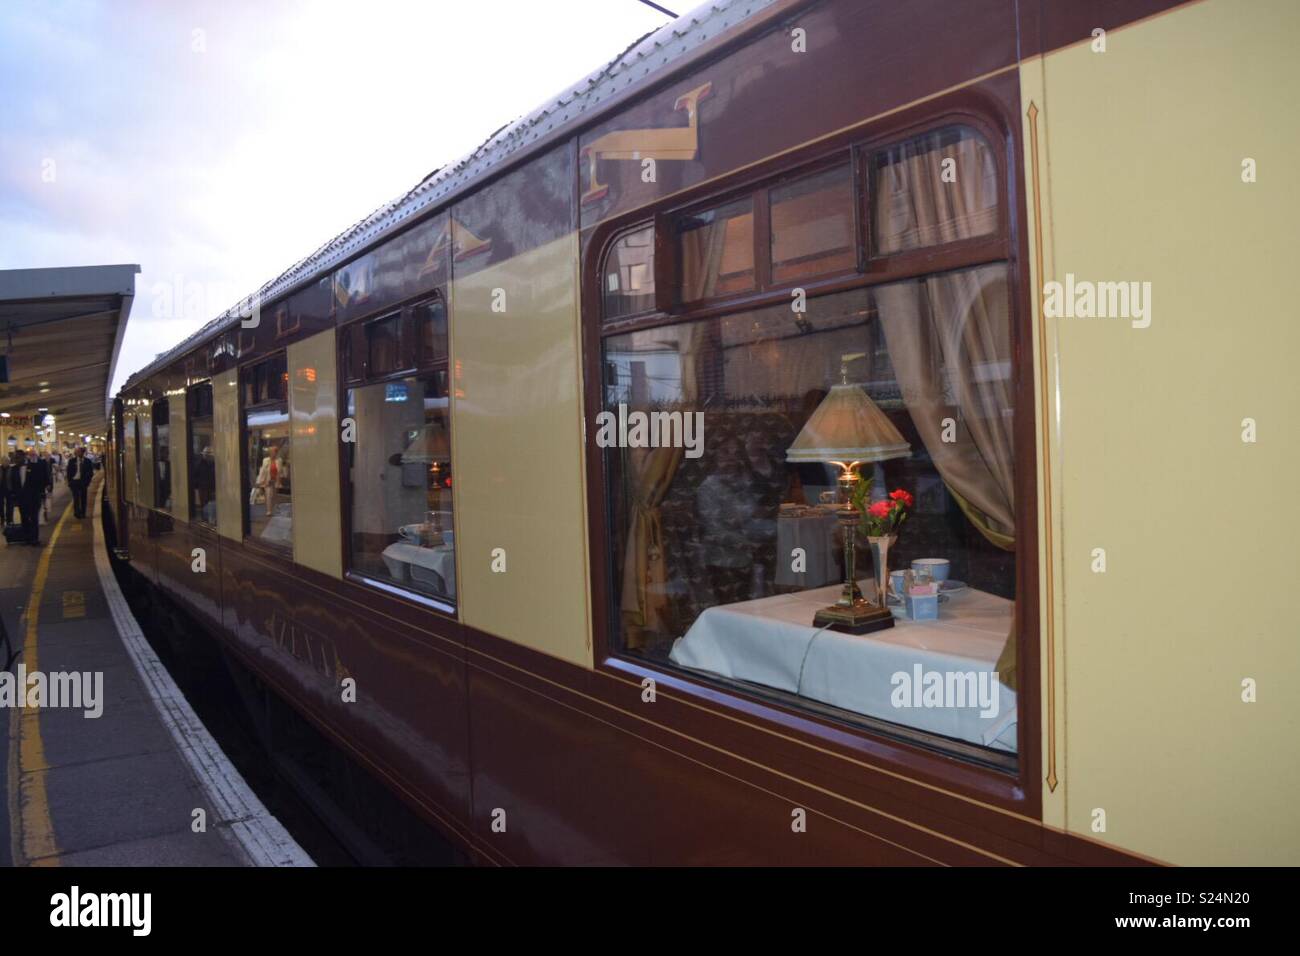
[8,450,48,545]
[0,453,12,526]
[67,446,94,519]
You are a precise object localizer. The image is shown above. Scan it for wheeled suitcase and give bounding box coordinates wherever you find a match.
[4,522,26,544]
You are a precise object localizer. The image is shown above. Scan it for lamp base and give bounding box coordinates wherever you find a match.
[814,600,895,635]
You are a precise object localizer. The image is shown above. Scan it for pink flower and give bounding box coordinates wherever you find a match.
[889,489,914,508]
[868,499,893,519]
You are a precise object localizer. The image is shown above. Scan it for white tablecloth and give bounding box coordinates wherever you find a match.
[669,580,1016,751]
[381,542,456,598]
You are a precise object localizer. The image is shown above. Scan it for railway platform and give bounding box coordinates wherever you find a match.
[1,477,310,867]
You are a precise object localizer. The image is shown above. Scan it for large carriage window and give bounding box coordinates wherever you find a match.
[152,399,171,512]
[188,383,216,526]
[345,372,455,604]
[243,354,292,550]
[602,126,1018,761]
[603,224,656,319]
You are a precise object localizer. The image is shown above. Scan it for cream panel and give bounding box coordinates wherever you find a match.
[213,368,243,541]
[170,389,189,521]
[451,234,592,667]
[1032,0,1300,864]
[288,330,343,578]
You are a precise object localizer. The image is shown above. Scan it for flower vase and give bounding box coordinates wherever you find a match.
[866,534,897,609]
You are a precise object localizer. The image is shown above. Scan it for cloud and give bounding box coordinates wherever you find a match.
[0,0,671,395]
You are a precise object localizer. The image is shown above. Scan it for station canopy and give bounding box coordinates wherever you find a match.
[0,264,139,442]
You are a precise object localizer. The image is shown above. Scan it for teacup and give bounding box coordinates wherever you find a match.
[911,558,950,583]
[442,530,454,547]
[889,569,910,601]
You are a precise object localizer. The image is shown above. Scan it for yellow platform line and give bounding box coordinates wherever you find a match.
[6,498,75,866]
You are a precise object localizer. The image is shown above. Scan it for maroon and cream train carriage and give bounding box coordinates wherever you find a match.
[105,0,1290,866]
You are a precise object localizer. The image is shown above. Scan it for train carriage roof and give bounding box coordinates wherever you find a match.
[124,0,789,391]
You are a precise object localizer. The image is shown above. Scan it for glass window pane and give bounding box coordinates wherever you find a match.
[602,266,1016,758]
[770,164,855,283]
[153,400,171,512]
[346,373,455,604]
[246,405,291,549]
[415,298,447,365]
[871,126,999,254]
[677,198,754,302]
[368,314,401,376]
[189,383,216,526]
[603,225,656,319]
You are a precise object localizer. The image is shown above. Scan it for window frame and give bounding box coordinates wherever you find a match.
[151,397,171,513]
[581,99,1040,819]
[186,381,217,529]
[336,290,457,619]
[238,352,292,550]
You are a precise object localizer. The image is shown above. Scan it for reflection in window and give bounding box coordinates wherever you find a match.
[871,126,999,254]
[243,354,292,549]
[188,383,216,526]
[677,198,754,301]
[602,269,1017,757]
[603,225,656,319]
[346,373,455,604]
[415,297,447,365]
[770,164,855,283]
[368,313,402,376]
[153,399,171,512]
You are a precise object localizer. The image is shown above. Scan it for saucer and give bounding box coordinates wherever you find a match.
[939,580,968,595]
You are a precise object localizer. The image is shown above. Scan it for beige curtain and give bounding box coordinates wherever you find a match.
[621,216,734,648]
[872,131,1019,688]
[620,323,705,649]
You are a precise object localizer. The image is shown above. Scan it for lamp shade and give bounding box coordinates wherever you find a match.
[400,423,451,463]
[786,382,910,464]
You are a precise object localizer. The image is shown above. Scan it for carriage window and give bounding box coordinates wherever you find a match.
[242,354,292,550]
[415,297,447,365]
[871,126,999,254]
[368,313,402,376]
[601,133,1017,762]
[152,399,171,512]
[345,372,455,605]
[603,224,656,319]
[770,163,856,283]
[677,197,755,301]
[188,383,216,527]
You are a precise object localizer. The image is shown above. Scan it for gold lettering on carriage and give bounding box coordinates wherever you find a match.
[594,403,705,459]
[890,665,1001,719]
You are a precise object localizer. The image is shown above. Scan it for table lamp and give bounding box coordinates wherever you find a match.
[786,352,910,633]
[401,422,451,538]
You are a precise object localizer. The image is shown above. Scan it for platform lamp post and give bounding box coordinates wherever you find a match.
[785,352,910,634]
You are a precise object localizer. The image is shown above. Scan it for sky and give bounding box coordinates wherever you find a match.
[0,0,675,395]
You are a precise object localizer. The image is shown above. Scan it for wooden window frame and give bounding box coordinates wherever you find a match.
[582,96,1041,820]
[151,398,171,513]
[238,351,292,551]
[186,381,217,529]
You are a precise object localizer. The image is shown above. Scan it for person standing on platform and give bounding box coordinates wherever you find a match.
[67,445,94,519]
[0,453,12,527]
[8,450,48,545]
